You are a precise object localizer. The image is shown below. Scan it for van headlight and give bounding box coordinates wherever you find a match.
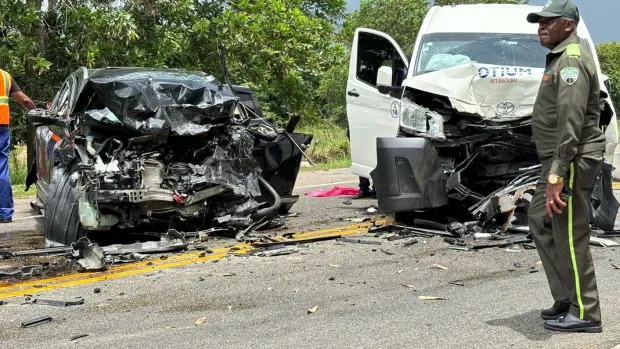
[399,98,446,141]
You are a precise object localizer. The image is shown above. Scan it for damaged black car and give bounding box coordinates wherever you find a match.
[26,67,312,246]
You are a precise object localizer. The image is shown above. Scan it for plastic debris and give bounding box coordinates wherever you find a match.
[307,306,319,314]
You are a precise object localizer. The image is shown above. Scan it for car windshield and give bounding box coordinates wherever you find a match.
[415,33,548,75]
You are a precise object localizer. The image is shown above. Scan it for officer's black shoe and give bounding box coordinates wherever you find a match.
[540,300,570,320]
[544,313,602,333]
[0,217,11,223]
[353,190,374,199]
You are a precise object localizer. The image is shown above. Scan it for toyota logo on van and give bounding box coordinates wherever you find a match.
[496,101,515,115]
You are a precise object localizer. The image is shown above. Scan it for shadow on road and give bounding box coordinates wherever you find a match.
[486,309,552,341]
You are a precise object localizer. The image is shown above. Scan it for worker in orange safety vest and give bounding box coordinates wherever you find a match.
[0,69,36,223]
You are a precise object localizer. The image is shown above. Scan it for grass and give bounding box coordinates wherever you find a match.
[297,123,351,171]
[8,144,36,198]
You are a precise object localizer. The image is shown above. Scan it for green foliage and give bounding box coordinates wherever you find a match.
[0,0,346,143]
[215,0,345,125]
[434,0,527,4]
[298,123,350,164]
[596,42,620,109]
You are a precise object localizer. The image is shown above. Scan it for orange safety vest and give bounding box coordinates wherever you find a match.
[0,69,12,125]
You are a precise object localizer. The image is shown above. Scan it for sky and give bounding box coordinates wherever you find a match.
[345,0,620,43]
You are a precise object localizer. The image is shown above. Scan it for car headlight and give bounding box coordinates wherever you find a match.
[400,97,427,134]
[399,98,446,141]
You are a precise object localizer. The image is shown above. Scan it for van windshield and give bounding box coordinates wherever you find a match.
[415,33,549,75]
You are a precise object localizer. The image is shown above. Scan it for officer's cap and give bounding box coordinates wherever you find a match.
[527,0,580,24]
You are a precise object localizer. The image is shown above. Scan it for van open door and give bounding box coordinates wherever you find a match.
[346,28,409,178]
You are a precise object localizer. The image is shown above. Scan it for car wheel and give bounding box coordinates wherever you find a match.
[44,165,86,245]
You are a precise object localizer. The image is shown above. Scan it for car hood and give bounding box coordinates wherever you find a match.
[79,69,237,136]
[406,63,545,121]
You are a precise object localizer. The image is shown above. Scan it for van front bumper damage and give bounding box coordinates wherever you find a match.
[370,136,619,233]
[370,137,448,213]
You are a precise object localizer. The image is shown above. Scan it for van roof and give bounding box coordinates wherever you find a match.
[424,4,589,37]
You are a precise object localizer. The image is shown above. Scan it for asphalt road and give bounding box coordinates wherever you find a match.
[2,168,620,348]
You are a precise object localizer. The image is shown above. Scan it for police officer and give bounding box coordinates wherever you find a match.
[0,69,35,223]
[526,0,606,333]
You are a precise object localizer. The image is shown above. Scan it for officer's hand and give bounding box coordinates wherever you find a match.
[545,183,567,217]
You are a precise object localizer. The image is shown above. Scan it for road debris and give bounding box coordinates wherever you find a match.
[448,280,465,286]
[21,316,53,328]
[402,284,416,289]
[431,264,448,270]
[195,317,207,326]
[73,240,107,272]
[418,296,446,301]
[33,297,84,307]
[253,246,299,257]
[337,237,382,245]
[307,305,319,314]
[589,236,620,247]
[69,334,89,341]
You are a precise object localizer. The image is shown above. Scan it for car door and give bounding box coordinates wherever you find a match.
[346,28,409,178]
[34,78,73,196]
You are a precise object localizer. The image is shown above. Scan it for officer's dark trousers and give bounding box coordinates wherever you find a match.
[0,126,13,220]
[528,152,603,323]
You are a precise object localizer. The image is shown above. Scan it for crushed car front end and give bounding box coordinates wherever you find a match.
[29,68,312,245]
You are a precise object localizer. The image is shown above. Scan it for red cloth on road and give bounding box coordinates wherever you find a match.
[304,186,359,197]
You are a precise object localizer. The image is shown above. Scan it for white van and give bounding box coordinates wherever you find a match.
[346,4,617,227]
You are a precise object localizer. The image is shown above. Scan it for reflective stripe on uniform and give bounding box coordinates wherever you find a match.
[0,70,11,125]
[567,162,585,319]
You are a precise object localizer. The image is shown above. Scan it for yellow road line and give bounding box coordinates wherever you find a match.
[0,220,389,300]
[613,182,620,190]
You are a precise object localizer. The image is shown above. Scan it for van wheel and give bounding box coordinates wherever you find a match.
[44,165,86,245]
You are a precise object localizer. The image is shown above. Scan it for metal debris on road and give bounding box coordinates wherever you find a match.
[21,316,53,328]
[253,247,299,257]
[590,236,620,247]
[418,296,446,301]
[337,237,382,245]
[379,248,395,255]
[73,240,107,272]
[33,297,84,307]
[69,334,89,341]
[0,265,44,277]
[448,280,465,286]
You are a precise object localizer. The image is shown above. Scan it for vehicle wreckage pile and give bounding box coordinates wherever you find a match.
[27,68,311,246]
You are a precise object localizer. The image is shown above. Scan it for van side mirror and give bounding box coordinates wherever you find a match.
[376,66,393,88]
[376,66,402,96]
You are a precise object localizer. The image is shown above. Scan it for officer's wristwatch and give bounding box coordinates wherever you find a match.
[548,173,563,184]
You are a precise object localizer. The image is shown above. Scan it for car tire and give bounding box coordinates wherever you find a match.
[44,165,86,245]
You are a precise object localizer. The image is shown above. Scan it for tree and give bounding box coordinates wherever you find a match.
[596,42,620,110]
[214,0,346,125]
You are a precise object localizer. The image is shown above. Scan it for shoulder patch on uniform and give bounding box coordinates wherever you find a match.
[566,44,581,58]
[560,67,579,85]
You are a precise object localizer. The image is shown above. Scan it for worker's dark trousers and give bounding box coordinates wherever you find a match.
[528,152,603,323]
